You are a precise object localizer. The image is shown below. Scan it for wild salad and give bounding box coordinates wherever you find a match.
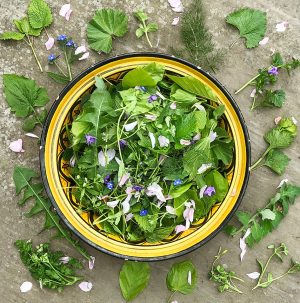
[65,63,233,242]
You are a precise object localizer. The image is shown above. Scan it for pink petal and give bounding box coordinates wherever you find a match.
[125,187,133,195]
[199,185,207,199]
[180,139,191,146]
[25,133,39,139]
[259,37,269,45]
[170,102,177,109]
[168,0,184,12]
[79,52,89,61]
[119,173,130,186]
[59,4,71,17]
[146,183,166,202]
[166,205,176,215]
[20,281,32,293]
[158,135,169,147]
[75,45,87,55]
[172,17,180,25]
[209,131,217,143]
[274,116,282,125]
[59,256,70,264]
[276,21,289,32]
[88,256,95,270]
[277,179,288,188]
[250,89,257,98]
[45,36,54,50]
[65,9,72,21]
[9,139,24,153]
[247,272,260,280]
[187,271,192,285]
[171,301,179,303]
[193,133,201,141]
[78,281,93,292]
[175,224,186,234]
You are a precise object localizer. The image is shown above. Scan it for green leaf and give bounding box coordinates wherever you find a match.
[204,170,229,201]
[23,116,39,131]
[146,22,158,32]
[166,260,197,295]
[272,52,284,66]
[264,149,290,175]
[143,63,165,83]
[14,17,42,36]
[226,8,267,48]
[13,166,37,194]
[47,72,70,84]
[223,225,237,236]
[171,88,197,103]
[136,28,145,38]
[280,183,300,201]
[119,261,150,302]
[167,75,218,101]
[260,209,276,220]
[87,9,128,53]
[265,129,295,149]
[169,183,193,199]
[134,10,148,22]
[145,226,174,242]
[0,31,25,40]
[122,68,156,88]
[211,141,234,165]
[260,90,286,108]
[236,211,251,227]
[28,0,52,29]
[134,213,158,233]
[162,157,188,180]
[213,105,225,119]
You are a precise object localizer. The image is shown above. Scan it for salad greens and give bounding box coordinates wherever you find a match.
[65,62,233,242]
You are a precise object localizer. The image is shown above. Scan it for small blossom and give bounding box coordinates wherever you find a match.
[146,183,166,202]
[59,256,70,264]
[133,185,143,191]
[193,133,201,141]
[259,37,269,45]
[119,173,130,186]
[180,139,191,146]
[268,66,279,75]
[250,89,257,98]
[172,17,180,25]
[45,36,54,50]
[75,45,87,55]
[274,116,282,125]
[89,256,95,270]
[124,121,138,131]
[69,155,76,167]
[66,40,74,47]
[148,94,158,103]
[175,224,186,234]
[276,21,289,32]
[149,132,156,148]
[104,174,110,184]
[193,103,205,111]
[145,114,157,121]
[9,139,24,153]
[57,34,67,41]
[106,181,114,190]
[85,134,96,145]
[107,200,119,208]
[209,131,217,143]
[158,135,170,147]
[170,102,177,109]
[166,205,176,215]
[119,139,127,149]
[78,281,93,292]
[98,149,115,167]
[173,179,183,186]
[48,54,57,62]
[59,4,73,21]
[277,179,288,188]
[247,272,260,280]
[139,209,148,216]
[240,228,251,261]
[25,133,39,139]
[292,117,298,125]
[168,0,184,13]
[199,185,207,199]
[20,281,33,293]
[183,205,194,229]
[203,186,216,197]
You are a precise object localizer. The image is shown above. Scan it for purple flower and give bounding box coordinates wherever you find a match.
[48,54,57,62]
[104,174,110,184]
[268,66,279,75]
[173,179,183,186]
[85,134,96,145]
[119,139,127,149]
[204,186,216,197]
[139,209,148,216]
[57,34,67,41]
[133,185,143,191]
[148,94,158,103]
[106,181,114,190]
[66,40,74,47]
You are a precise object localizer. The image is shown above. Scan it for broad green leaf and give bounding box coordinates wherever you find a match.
[211,141,234,165]
[264,149,290,175]
[19,183,44,205]
[13,166,37,194]
[146,23,158,32]
[87,9,128,53]
[134,213,158,233]
[260,90,286,108]
[226,8,267,48]
[28,0,53,29]
[122,68,156,88]
[119,261,150,302]
[223,225,237,236]
[260,209,276,221]
[134,10,148,22]
[280,183,300,201]
[0,31,25,40]
[171,88,197,103]
[213,104,225,119]
[169,183,193,199]
[265,129,294,149]
[166,260,197,294]
[162,157,188,180]
[47,72,70,84]
[167,75,218,101]
[136,27,144,38]
[235,211,251,227]
[143,63,165,83]
[23,116,39,131]
[14,17,42,36]
[204,170,229,201]
[145,226,174,242]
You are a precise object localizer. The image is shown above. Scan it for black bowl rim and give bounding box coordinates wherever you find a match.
[40,52,251,261]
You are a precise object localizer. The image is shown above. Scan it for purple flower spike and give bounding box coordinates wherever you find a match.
[139,209,148,216]
[148,94,158,103]
[85,134,96,145]
[104,174,110,184]
[204,186,216,197]
[133,185,143,191]
[268,66,279,75]
[119,139,127,149]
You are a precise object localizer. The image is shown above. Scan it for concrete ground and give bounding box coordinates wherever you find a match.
[0,0,300,302]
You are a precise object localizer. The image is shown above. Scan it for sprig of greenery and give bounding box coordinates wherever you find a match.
[0,0,53,71]
[170,0,224,72]
[253,243,300,289]
[13,166,91,261]
[225,182,300,246]
[15,240,82,292]
[134,10,158,48]
[250,117,297,174]
[235,52,300,110]
[209,248,244,293]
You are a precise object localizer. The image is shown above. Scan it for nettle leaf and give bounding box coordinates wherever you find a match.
[167,75,218,101]
[272,52,284,66]
[166,260,197,295]
[226,7,267,48]
[211,140,234,165]
[134,213,158,233]
[87,8,128,53]
[265,129,295,149]
[0,31,25,40]
[119,261,150,302]
[14,17,42,36]
[28,0,53,29]
[134,11,148,22]
[236,211,251,227]
[264,149,290,175]
[260,90,286,108]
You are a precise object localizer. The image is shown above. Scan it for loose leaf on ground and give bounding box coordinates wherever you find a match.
[87,8,128,53]
[226,8,267,48]
[119,261,150,301]
[47,72,70,84]
[28,0,53,29]
[264,149,290,175]
[0,31,25,40]
[14,17,42,36]
[259,90,286,108]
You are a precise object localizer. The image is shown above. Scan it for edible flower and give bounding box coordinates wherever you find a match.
[148,94,158,103]
[133,185,143,191]
[57,34,67,41]
[85,134,96,145]
[139,209,148,216]
[203,186,216,197]
[106,181,114,190]
[173,179,183,186]
[268,66,279,75]
[66,40,74,47]
[48,54,57,63]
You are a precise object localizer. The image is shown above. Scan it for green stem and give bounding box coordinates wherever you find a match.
[24,36,43,72]
[54,61,68,77]
[235,74,260,94]
[253,253,275,290]
[250,146,272,171]
[250,96,257,111]
[166,291,176,303]
[142,21,153,48]
[64,50,72,80]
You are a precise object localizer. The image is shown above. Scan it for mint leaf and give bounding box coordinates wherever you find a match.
[119,261,150,302]
[264,149,290,175]
[0,31,25,40]
[272,52,284,66]
[260,90,286,108]
[28,0,53,29]
[226,8,267,48]
[87,9,128,53]
[166,260,197,295]
[14,17,42,36]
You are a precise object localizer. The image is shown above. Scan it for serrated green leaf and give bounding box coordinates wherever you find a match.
[0,31,25,40]
[119,261,150,302]
[280,183,300,201]
[14,17,42,36]
[272,52,284,66]
[223,225,237,236]
[23,116,39,131]
[47,72,70,84]
[87,9,128,53]
[211,140,234,165]
[260,209,276,220]
[166,260,197,295]
[265,129,295,149]
[134,10,148,22]
[134,213,158,233]
[264,149,290,175]
[260,90,286,108]
[226,8,267,48]
[19,183,44,205]
[13,166,37,194]
[146,22,158,32]
[236,211,251,227]
[136,27,145,38]
[28,0,53,29]
[145,226,174,242]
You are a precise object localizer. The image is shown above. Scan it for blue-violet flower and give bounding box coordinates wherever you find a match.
[48,54,56,62]
[268,66,279,75]
[66,40,74,47]
[139,209,148,216]
[204,186,216,197]
[173,179,183,186]
[106,181,114,190]
[119,139,127,149]
[85,134,96,145]
[57,34,67,41]
[148,94,158,103]
[104,174,110,184]
[133,185,143,191]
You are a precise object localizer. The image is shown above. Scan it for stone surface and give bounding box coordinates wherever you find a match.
[0,0,300,302]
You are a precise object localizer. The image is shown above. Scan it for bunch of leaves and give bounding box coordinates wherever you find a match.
[3,74,49,131]
[134,10,158,48]
[13,166,90,261]
[87,8,128,53]
[119,261,150,301]
[250,117,297,174]
[209,248,244,293]
[15,240,82,292]
[225,182,300,246]
[166,260,197,302]
[253,243,300,289]
[226,7,267,48]
[235,52,300,110]
[169,0,224,73]
[0,0,53,71]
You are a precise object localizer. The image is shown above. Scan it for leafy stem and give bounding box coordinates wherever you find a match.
[235,74,260,94]
[24,35,43,72]
[142,20,153,48]
[250,146,272,171]
[64,50,72,81]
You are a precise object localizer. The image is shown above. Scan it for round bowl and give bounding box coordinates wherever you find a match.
[40,53,250,261]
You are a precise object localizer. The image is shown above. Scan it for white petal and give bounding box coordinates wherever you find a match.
[124,121,138,131]
[146,183,166,202]
[172,17,180,25]
[9,139,24,153]
[145,114,157,121]
[209,131,217,143]
[171,301,179,303]
[193,133,201,141]
[98,151,106,167]
[119,173,130,186]
[175,224,186,234]
[45,36,54,50]
[78,281,93,292]
[75,45,87,55]
[166,205,176,215]
[170,102,177,109]
[250,89,257,98]
[59,256,70,264]
[168,0,184,12]
[292,117,298,125]
[89,256,95,270]
[149,132,156,148]
[197,163,212,174]
[65,9,72,21]
[156,91,166,100]
[274,116,282,125]
[247,272,260,280]
[107,149,116,162]
[187,270,192,285]
[199,185,207,199]
[115,156,121,165]
[259,37,269,45]
[158,135,170,147]
[107,200,119,208]
[276,21,289,32]
[193,103,205,111]
[79,52,90,61]
[59,4,71,17]
[277,179,288,188]
[243,228,251,240]
[240,238,247,261]
[180,139,191,146]
[125,213,133,221]
[20,281,32,293]
[122,194,132,214]
[25,133,39,139]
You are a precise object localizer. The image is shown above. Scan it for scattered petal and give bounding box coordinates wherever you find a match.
[70,155,76,167]
[240,228,251,261]
[158,135,170,147]
[277,179,288,188]
[183,207,194,229]
[180,139,191,146]
[59,256,70,264]
[247,272,260,280]
[187,271,192,285]
[276,21,289,32]
[209,131,217,143]
[170,102,177,109]
[146,183,166,202]
[250,89,257,98]
[259,37,269,45]
[115,156,121,165]
[149,132,156,148]
[168,0,184,12]
[124,121,138,131]
[89,256,95,270]
[125,213,134,221]
[172,17,180,25]
[193,103,205,111]
[119,173,130,186]
[79,52,90,60]
[193,133,201,141]
[274,116,282,125]
[59,4,72,21]
[166,205,176,215]
[122,194,132,214]
[25,133,39,139]
[292,117,298,125]
[156,91,166,100]
[175,224,186,234]
[20,281,32,293]
[125,187,133,195]
[145,114,157,121]
[45,36,54,50]
[107,200,119,208]
[75,45,87,55]
[171,301,179,303]
[197,163,212,174]
[270,48,276,56]
[78,281,93,292]
[9,139,24,153]
[199,185,207,199]
[98,149,115,167]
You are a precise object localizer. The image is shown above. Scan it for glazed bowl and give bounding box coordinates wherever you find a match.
[40,53,250,261]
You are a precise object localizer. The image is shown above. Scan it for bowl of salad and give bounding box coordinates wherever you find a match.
[40,53,250,261]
